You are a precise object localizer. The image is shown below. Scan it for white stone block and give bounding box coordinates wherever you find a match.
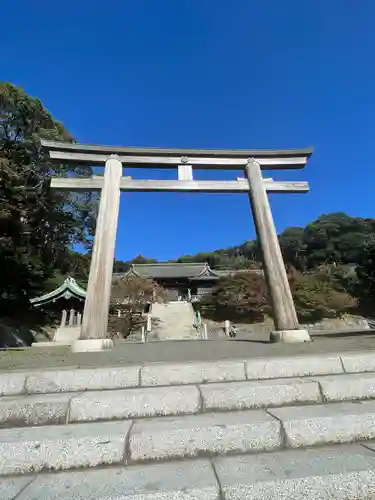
[54,326,81,343]
[200,378,321,411]
[270,328,311,343]
[0,393,73,427]
[16,460,219,500]
[315,373,375,402]
[69,385,200,422]
[71,338,113,352]
[0,476,35,500]
[31,341,71,347]
[341,352,375,373]
[129,410,281,461]
[269,400,375,448]
[0,372,26,396]
[0,420,131,475]
[26,366,140,394]
[141,360,246,386]
[214,444,375,500]
[245,355,343,380]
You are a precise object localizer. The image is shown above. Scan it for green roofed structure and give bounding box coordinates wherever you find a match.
[30,277,87,307]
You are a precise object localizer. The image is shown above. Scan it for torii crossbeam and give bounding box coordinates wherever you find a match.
[42,140,313,350]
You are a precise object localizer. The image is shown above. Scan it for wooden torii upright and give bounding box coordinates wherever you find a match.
[42,140,313,351]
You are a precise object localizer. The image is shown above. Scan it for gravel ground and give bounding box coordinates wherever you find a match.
[0,329,374,371]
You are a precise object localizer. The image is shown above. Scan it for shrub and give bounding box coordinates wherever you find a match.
[108,275,166,337]
[198,271,270,323]
[290,266,357,322]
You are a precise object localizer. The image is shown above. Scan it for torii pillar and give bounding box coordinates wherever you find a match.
[71,155,122,352]
[245,159,310,343]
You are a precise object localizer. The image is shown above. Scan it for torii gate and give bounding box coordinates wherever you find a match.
[42,140,313,351]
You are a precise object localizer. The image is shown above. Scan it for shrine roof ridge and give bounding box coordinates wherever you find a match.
[30,277,87,306]
[122,262,220,280]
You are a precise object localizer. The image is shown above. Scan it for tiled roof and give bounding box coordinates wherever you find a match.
[124,263,220,280]
[30,277,86,306]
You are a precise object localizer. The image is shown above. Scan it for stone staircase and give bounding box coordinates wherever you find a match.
[3,351,375,498]
[149,300,197,340]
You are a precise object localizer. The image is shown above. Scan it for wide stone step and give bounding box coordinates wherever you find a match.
[0,420,132,475]
[4,401,375,475]
[129,410,281,461]
[0,376,325,427]
[199,378,320,411]
[0,410,279,475]
[129,400,375,462]
[268,399,375,448]
[0,386,200,427]
[214,444,375,500]
[4,351,375,397]
[0,353,354,396]
[4,444,375,499]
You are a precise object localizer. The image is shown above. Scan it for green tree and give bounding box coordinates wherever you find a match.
[355,238,375,312]
[0,83,96,312]
[198,271,270,322]
[290,266,357,322]
[302,213,373,269]
[131,254,157,264]
[109,275,166,337]
[278,227,306,271]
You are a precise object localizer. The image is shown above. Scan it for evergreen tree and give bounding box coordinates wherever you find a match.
[0,83,96,312]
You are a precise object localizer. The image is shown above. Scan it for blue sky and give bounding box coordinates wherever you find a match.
[2,1,375,261]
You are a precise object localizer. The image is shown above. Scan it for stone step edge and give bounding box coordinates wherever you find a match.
[2,350,375,396]
[4,400,375,475]
[4,444,375,500]
[4,374,375,428]
[0,377,336,428]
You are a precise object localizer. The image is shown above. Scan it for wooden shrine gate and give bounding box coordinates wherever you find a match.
[42,140,313,350]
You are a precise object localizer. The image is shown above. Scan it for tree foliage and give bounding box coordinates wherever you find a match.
[0,83,96,313]
[198,272,270,323]
[114,213,375,277]
[355,238,375,311]
[289,266,357,322]
[2,83,375,324]
[199,265,357,324]
[109,275,166,337]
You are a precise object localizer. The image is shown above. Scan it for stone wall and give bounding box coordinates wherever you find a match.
[203,314,371,339]
[0,319,55,348]
[302,315,370,334]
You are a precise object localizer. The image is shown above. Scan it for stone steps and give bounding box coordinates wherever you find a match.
[150,301,197,340]
[3,350,375,498]
[3,399,375,475]
[6,371,375,428]
[4,444,375,499]
[2,351,370,397]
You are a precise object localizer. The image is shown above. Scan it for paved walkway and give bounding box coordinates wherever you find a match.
[1,329,375,371]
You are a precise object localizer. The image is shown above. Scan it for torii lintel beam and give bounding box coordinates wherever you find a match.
[42,140,313,171]
[50,177,309,194]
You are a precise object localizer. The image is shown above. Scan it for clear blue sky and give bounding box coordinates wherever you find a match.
[2,1,374,261]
